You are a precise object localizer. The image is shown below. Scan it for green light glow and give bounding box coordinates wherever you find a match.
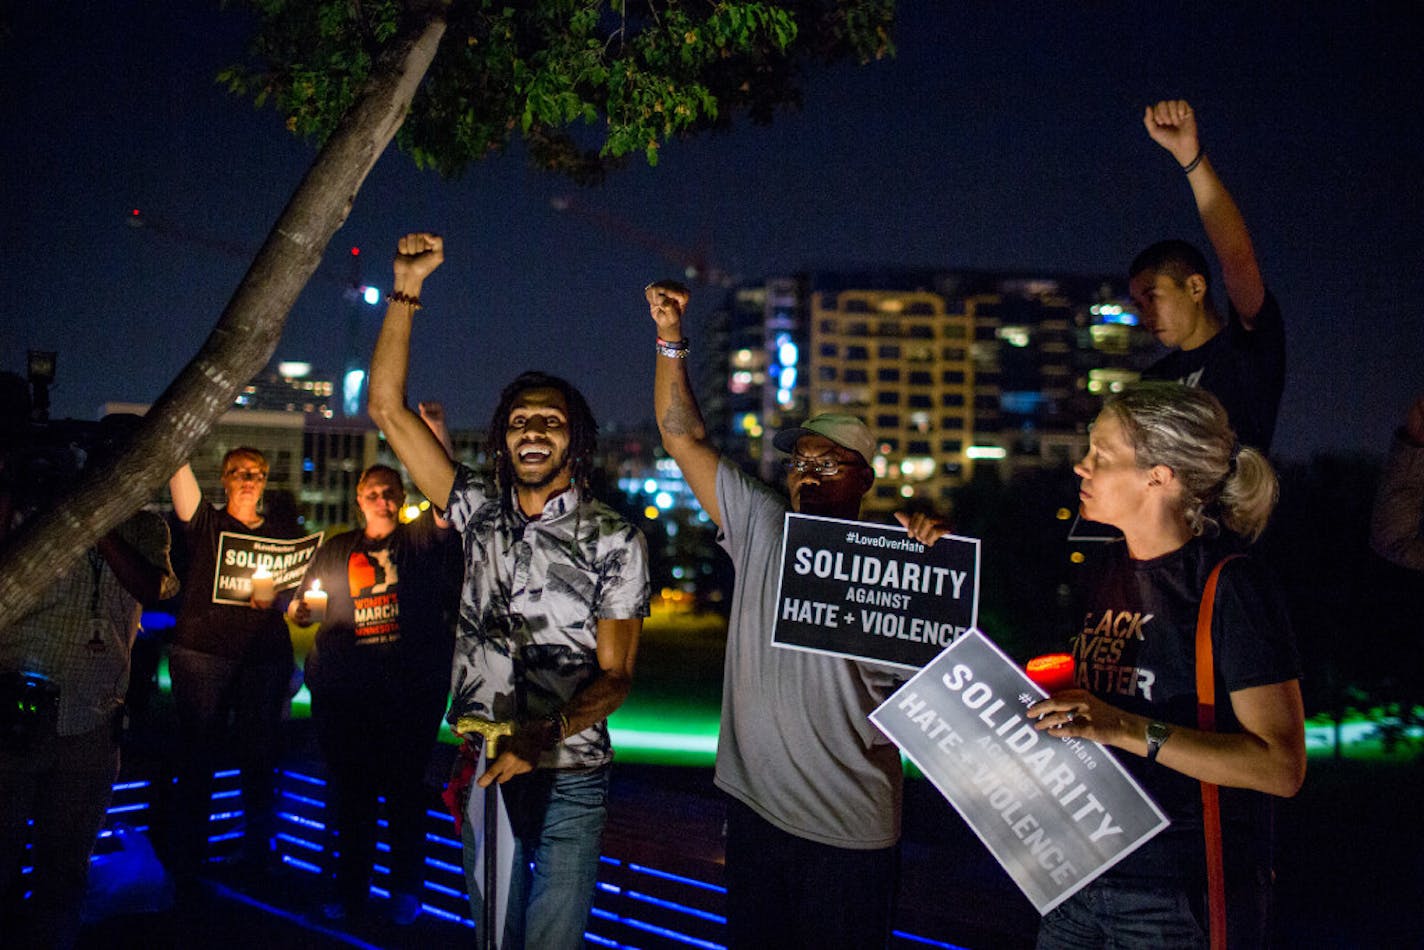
[151,625,1422,770]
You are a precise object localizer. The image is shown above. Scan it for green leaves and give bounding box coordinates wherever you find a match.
[221,0,895,179]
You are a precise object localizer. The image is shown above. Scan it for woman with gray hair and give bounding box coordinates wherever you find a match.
[1030,382,1305,949]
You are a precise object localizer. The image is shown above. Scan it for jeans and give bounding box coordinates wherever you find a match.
[462,764,609,950]
[0,722,119,950]
[723,795,899,950]
[166,645,291,875]
[1038,868,1273,950]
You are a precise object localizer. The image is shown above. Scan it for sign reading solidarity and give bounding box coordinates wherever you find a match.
[870,629,1168,915]
[211,531,323,606]
[772,513,980,670]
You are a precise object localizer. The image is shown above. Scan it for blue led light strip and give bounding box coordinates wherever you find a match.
[75,768,961,950]
[104,802,149,815]
[279,790,325,808]
[625,860,728,895]
[111,780,151,792]
[589,906,726,950]
[890,931,971,950]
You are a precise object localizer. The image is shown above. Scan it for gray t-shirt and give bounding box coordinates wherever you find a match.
[714,460,904,849]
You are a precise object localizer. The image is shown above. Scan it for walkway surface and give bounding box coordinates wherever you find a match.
[71,722,1424,949]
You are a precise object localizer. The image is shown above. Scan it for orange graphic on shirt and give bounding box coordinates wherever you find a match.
[348,548,401,642]
[349,552,377,597]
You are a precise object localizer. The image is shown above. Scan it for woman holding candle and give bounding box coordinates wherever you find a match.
[1028,383,1304,950]
[293,455,460,924]
[166,446,302,880]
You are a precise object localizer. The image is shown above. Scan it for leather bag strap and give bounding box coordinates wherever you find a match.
[1196,553,1243,950]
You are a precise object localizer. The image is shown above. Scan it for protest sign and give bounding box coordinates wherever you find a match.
[211,531,323,606]
[870,629,1168,915]
[771,513,980,669]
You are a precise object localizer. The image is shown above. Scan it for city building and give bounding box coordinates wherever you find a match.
[234,360,339,418]
[705,271,1156,517]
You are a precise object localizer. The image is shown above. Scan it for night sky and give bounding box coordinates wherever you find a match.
[3,2,1421,462]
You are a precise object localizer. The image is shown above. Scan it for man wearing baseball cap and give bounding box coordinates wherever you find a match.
[646,281,948,949]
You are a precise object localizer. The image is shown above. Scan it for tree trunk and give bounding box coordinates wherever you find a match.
[0,13,448,629]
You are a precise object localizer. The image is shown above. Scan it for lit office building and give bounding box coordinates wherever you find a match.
[233,360,339,418]
[711,271,1155,517]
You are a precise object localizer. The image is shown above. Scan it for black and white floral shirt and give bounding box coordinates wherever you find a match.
[445,464,650,769]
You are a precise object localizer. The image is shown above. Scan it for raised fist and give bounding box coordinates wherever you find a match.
[1143,99,1201,167]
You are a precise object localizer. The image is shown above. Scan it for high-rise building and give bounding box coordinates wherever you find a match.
[708,271,1156,516]
[234,360,339,418]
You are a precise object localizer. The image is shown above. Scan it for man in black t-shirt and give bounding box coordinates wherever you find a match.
[1131,100,1285,452]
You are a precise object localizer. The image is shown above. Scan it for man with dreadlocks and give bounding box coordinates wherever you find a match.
[368,233,650,949]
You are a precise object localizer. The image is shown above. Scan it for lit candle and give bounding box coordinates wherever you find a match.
[250,565,275,607]
[1025,653,1076,694]
[304,579,328,623]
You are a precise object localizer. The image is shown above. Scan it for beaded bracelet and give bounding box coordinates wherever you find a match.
[655,337,690,359]
[387,290,423,309]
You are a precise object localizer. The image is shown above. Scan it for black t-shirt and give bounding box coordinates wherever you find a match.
[300,513,459,697]
[1144,289,1285,452]
[1072,536,1300,884]
[173,500,300,664]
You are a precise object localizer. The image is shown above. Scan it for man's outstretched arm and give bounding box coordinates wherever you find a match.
[367,232,456,508]
[1145,99,1267,325]
[647,281,723,527]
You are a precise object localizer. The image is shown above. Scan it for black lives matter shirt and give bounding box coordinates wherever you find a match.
[1071,536,1300,884]
[1144,290,1285,453]
[300,513,459,697]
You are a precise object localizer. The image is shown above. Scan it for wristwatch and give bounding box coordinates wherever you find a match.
[1146,721,1173,764]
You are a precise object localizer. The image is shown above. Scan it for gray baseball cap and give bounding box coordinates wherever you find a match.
[772,413,876,465]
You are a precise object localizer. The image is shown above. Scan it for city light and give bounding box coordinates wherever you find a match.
[342,369,365,417]
[899,457,935,479]
[1090,303,1139,326]
[362,285,381,306]
[996,326,1031,348]
[965,445,1007,460]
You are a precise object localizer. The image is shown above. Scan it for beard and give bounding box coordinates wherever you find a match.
[511,445,572,490]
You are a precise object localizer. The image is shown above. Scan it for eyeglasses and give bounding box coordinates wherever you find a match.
[785,456,846,477]
[224,469,267,483]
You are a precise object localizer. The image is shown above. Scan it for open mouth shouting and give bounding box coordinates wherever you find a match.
[511,439,569,489]
[516,441,555,467]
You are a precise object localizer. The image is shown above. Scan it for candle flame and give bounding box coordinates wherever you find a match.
[252,565,272,579]
[310,579,322,593]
